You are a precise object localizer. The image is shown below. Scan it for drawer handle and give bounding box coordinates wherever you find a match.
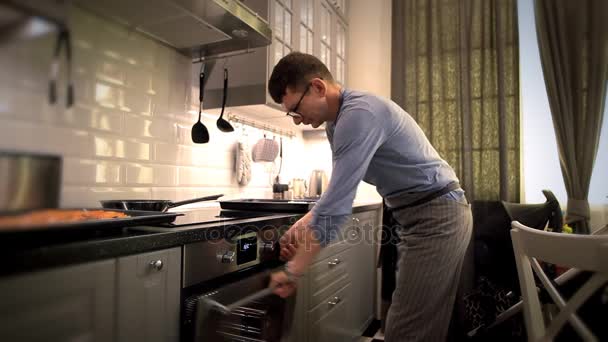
[328,296,341,306]
[150,259,163,271]
[328,258,341,266]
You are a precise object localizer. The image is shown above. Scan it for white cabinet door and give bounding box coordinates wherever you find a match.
[0,260,116,342]
[271,0,296,67]
[348,212,377,333]
[311,0,347,85]
[116,247,181,342]
[297,0,316,54]
[309,284,357,342]
[335,18,347,85]
[317,0,333,70]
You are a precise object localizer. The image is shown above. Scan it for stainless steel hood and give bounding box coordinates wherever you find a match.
[74,0,271,57]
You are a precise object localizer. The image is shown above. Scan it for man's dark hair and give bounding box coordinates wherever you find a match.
[268,52,334,104]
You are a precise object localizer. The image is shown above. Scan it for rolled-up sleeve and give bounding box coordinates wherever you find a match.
[309,108,387,247]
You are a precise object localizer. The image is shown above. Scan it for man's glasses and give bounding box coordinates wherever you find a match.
[286,83,311,118]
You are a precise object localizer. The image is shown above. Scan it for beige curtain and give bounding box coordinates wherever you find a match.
[534,0,608,234]
[391,0,520,202]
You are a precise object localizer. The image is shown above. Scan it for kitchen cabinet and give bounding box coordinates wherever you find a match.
[116,247,181,342]
[270,0,348,75]
[0,246,182,342]
[203,0,349,115]
[309,284,355,342]
[288,206,380,342]
[348,211,377,332]
[0,260,116,341]
[314,0,348,85]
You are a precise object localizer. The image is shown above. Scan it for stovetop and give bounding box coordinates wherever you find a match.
[161,207,278,227]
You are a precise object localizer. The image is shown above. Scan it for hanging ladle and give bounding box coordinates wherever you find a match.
[216,68,234,133]
[192,62,209,143]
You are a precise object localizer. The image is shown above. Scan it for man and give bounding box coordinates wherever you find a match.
[268,52,472,341]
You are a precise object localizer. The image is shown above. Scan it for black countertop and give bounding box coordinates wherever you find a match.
[0,202,381,277]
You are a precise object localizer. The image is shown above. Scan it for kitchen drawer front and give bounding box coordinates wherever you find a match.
[308,269,350,309]
[308,284,352,342]
[313,237,351,263]
[309,248,350,297]
[352,210,377,222]
[308,283,351,326]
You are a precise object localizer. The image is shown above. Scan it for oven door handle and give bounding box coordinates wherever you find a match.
[204,287,275,315]
[225,287,274,311]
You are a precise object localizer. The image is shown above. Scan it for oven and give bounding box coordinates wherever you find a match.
[180,224,294,342]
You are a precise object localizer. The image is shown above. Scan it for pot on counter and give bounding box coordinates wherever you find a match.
[0,151,62,212]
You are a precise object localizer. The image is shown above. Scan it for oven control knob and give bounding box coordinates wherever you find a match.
[217,251,235,264]
[261,242,275,253]
[259,242,279,261]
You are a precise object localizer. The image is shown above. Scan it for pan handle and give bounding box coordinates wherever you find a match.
[168,194,224,209]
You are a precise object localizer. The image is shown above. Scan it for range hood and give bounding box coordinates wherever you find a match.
[74,0,272,57]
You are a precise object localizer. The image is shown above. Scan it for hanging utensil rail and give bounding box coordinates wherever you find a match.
[227,114,295,138]
[191,49,255,64]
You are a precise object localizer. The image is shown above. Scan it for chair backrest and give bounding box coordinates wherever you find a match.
[510,221,608,341]
[502,190,563,232]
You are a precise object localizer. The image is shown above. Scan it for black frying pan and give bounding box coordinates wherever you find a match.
[100,194,223,212]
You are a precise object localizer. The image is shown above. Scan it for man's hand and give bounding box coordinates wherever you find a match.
[279,214,311,261]
[280,241,298,261]
[270,271,297,298]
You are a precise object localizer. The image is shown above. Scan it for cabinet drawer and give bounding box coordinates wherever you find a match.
[352,210,377,222]
[314,239,350,263]
[308,269,350,309]
[308,283,350,325]
[309,248,350,296]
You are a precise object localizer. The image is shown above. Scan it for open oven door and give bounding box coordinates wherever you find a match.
[184,269,295,342]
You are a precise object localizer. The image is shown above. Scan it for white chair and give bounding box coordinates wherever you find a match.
[510,221,608,342]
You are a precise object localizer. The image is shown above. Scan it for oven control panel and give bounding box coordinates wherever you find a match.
[183,227,283,288]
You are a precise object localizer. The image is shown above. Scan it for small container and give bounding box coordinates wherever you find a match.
[272,183,289,200]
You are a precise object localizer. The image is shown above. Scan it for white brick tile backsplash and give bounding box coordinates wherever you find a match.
[63,158,122,185]
[123,139,151,160]
[154,142,179,165]
[1,89,47,121]
[125,164,177,186]
[62,186,152,207]
[192,147,235,170]
[55,129,95,157]
[153,165,178,186]
[96,59,125,86]
[178,167,233,187]
[0,6,308,207]
[92,136,152,160]
[67,105,123,132]
[94,82,120,109]
[124,114,175,142]
[124,164,154,185]
[123,88,152,115]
